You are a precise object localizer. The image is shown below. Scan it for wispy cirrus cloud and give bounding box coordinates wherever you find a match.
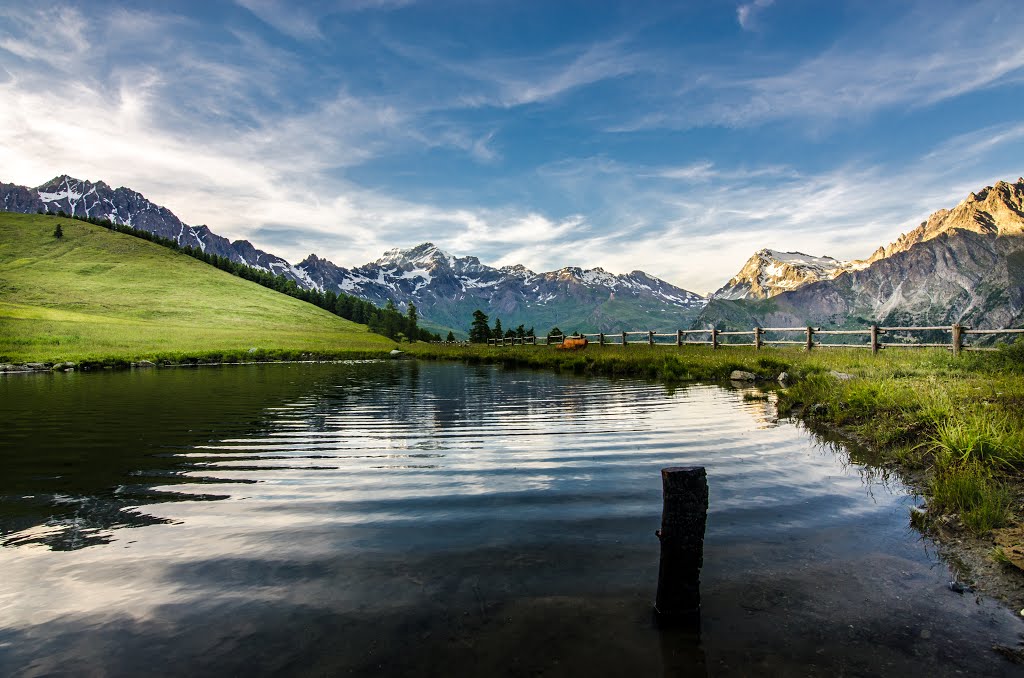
[611,1,1024,132]
[736,0,774,31]
[1,0,1023,299]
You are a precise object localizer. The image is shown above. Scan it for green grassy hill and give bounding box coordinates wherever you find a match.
[0,213,396,363]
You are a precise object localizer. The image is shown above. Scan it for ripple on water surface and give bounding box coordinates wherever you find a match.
[0,361,1021,676]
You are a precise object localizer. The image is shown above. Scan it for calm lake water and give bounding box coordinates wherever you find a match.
[1,361,1022,676]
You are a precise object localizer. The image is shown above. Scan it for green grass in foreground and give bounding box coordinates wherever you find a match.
[0,213,397,363]
[409,341,1024,536]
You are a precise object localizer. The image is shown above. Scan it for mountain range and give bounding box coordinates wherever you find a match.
[4,174,1024,334]
[0,175,706,335]
[697,177,1024,330]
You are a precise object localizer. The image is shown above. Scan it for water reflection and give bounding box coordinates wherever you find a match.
[0,362,1021,676]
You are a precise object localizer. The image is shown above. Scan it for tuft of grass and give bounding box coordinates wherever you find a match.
[991,546,1013,566]
[930,461,1011,535]
[926,413,1024,468]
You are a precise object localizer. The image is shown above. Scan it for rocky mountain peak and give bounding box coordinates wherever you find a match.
[499,263,535,277]
[375,242,454,270]
[713,249,858,300]
[867,176,1024,264]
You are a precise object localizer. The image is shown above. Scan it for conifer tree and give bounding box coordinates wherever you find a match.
[469,309,491,343]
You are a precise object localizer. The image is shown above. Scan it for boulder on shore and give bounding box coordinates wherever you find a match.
[730,370,758,382]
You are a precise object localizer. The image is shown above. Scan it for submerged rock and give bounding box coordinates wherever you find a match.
[730,370,757,382]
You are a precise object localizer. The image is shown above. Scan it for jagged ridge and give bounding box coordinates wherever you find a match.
[0,176,708,335]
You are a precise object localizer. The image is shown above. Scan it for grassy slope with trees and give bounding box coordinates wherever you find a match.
[0,213,397,363]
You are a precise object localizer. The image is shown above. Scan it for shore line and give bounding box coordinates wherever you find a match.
[406,341,1024,618]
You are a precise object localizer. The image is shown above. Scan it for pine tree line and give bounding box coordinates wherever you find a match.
[44,210,441,343]
[468,309,534,343]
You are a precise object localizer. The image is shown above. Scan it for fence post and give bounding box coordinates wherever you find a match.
[711,328,719,350]
[952,323,963,357]
[622,331,627,348]
[599,332,605,346]
[805,326,814,351]
[754,326,762,350]
[676,329,682,347]
[870,324,879,355]
[649,330,655,347]
[655,466,708,622]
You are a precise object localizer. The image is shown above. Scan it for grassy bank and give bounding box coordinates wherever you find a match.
[0,213,397,363]
[408,341,1024,539]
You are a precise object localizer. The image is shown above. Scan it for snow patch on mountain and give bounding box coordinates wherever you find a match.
[713,249,864,300]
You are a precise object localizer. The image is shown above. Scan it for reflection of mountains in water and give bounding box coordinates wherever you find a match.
[1,362,783,551]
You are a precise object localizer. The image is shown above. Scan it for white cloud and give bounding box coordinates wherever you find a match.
[234,0,324,40]
[737,0,774,31]
[1,1,1023,301]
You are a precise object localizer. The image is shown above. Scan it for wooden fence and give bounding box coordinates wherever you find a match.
[485,324,1024,356]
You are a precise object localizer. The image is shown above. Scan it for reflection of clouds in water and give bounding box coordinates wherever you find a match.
[0,363,914,652]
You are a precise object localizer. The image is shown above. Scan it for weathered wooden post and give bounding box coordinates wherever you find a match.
[649,330,655,347]
[711,328,719,350]
[870,324,879,355]
[754,326,763,350]
[952,323,963,357]
[599,332,605,346]
[655,466,708,623]
[676,329,682,347]
[621,331,627,348]
[805,326,814,352]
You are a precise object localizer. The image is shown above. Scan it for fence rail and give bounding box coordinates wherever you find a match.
[481,323,1024,355]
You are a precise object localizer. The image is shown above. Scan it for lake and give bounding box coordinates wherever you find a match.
[0,361,1021,676]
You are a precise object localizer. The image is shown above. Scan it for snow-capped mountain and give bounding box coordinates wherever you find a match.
[697,177,1024,331]
[712,249,868,300]
[295,242,706,333]
[1,175,707,334]
[0,175,311,287]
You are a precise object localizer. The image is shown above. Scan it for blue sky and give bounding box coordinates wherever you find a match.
[2,1,1024,293]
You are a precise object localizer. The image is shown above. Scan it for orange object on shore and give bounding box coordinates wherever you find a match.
[557,336,588,350]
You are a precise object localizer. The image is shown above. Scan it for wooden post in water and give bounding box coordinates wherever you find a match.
[754,326,763,350]
[805,326,814,352]
[952,323,963,357]
[676,329,682,347]
[621,331,627,348]
[870,324,879,355]
[655,466,708,623]
[711,328,719,350]
[649,330,655,347]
